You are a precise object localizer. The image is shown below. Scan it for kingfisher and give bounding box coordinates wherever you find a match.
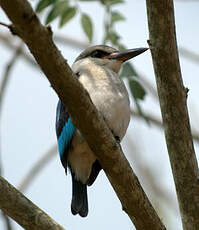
[55,45,148,217]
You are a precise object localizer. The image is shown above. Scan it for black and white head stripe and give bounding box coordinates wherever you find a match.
[75,45,117,62]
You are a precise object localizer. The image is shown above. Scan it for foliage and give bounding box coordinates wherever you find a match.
[35,0,147,119]
[81,13,93,42]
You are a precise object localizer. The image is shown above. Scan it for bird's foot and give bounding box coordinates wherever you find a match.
[102,115,121,143]
[114,135,120,143]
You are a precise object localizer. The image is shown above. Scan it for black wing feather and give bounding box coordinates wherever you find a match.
[56,100,75,170]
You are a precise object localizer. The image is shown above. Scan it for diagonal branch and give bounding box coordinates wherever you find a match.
[54,34,88,49]
[0,42,24,230]
[18,144,57,192]
[0,0,166,229]
[0,42,23,115]
[179,46,199,64]
[132,110,199,143]
[146,0,199,229]
[126,136,178,214]
[0,211,13,230]
[0,176,65,230]
[0,32,159,101]
[0,32,36,67]
[17,111,199,197]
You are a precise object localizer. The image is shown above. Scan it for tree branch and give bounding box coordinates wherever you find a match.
[17,111,199,196]
[146,0,199,229]
[0,32,159,101]
[0,32,36,67]
[0,43,24,230]
[0,0,166,229]
[18,144,57,192]
[132,110,199,143]
[179,46,199,64]
[0,176,65,230]
[54,34,88,50]
[126,136,178,214]
[0,211,13,230]
[0,21,10,28]
[0,43,23,115]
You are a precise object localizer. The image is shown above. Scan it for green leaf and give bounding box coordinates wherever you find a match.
[128,78,146,100]
[81,13,93,42]
[111,11,125,24]
[45,1,69,24]
[121,60,147,121]
[128,78,147,122]
[59,7,76,27]
[121,62,137,78]
[122,62,146,105]
[79,0,97,1]
[118,44,126,50]
[107,0,124,7]
[134,99,149,123]
[36,0,55,13]
[105,31,120,45]
[110,32,120,45]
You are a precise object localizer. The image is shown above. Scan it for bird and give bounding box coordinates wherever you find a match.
[55,45,148,217]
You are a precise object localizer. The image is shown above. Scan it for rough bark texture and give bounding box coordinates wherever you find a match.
[146,1,199,229]
[0,0,167,229]
[0,176,65,230]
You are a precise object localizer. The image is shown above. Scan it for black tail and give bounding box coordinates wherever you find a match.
[71,173,88,217]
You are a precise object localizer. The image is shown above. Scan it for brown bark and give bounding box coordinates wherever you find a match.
[0,0,166,229]
[146,0,199,229]
[0,176,65,230]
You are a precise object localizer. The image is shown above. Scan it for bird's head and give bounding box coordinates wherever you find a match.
[74,45,148,73]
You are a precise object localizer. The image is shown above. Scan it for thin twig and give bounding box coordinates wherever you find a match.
[0,43,24,115]
[0,43,24,230]
[18,145,57,192]
[126,136,178,214]
[131,110,199,143]
[133,71,158,100]
[16,110,199,194]
[0,211,13,230]
[0,32,159,102]
[0,21,10,28]
[0,32,37,68]
[179,46,199,64]
[175,0,199,2]
[54,34,88,49]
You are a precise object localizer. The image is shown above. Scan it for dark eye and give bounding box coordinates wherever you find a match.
[90,50,109,58]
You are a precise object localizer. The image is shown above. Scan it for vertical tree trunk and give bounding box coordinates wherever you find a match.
[146,1,199,229]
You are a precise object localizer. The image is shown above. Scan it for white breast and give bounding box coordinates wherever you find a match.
[72,58,130,140]
[69,58,130,183]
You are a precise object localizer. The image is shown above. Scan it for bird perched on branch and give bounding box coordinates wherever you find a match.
[55,45,148,217]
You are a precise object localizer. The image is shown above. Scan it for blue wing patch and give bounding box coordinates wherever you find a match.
[58,117,75,158]
[56,100,75,166]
